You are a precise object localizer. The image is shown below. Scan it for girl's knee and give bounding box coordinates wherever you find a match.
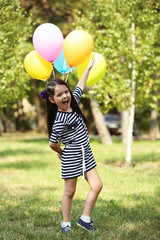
[64,178,77,199]
[64,187,76,198]
[86,168,103,194]
[92,180,103,194]
[97,181,103,193]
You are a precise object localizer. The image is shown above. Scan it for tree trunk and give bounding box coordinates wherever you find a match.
[32,80,46,133]
[41,0,55,21]
[126,22,136,167]
[90,99,112,144]
[121,110,130,144]
[149,103,159,140]
[1,110,7,133]
[0,117,3,136]
[126,98,135,167]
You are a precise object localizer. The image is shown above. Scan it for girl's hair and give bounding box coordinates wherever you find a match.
[46,78,90,139]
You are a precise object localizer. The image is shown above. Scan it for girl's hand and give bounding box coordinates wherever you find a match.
[87,55,95,70]
[77,55,95,91]
[57,153,62,159]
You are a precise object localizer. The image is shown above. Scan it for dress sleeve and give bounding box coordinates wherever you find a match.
[49,121,65,143]
[73,86,83,105]
[50,128,59,143]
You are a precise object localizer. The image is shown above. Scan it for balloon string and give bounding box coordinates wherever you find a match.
[65,74,69,83]
[52,67,55,79]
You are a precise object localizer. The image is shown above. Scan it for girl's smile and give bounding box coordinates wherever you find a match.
[51,85,72,112]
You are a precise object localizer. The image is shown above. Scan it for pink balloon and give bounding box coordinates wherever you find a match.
[33,23,63,62]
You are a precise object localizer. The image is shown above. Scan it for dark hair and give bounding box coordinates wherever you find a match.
[46,78,90,139]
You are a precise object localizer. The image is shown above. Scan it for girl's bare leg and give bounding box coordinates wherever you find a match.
[82,168,103,217]
[62,178,77,222]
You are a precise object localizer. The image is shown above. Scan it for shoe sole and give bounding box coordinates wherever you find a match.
[77,223,91,232]
[62,230,71,234]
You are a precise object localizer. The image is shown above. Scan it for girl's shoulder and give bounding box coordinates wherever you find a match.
[73,86,83,105]
[73,86,83,96]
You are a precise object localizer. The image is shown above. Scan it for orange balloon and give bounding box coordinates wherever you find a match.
[63,30,93,67]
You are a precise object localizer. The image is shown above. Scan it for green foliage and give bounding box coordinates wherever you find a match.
[17,0,88,110]
[20,0,89,35]
[74,0,160,112]
[0,0,34,110]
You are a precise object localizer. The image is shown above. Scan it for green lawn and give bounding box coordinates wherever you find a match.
[0,133,160,240]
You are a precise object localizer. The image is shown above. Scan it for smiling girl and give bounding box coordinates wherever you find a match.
[43,57,103,233]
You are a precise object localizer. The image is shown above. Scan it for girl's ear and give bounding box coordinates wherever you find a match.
[49,97,55,104]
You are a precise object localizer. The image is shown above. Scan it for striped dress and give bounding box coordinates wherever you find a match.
[50,86,97,179]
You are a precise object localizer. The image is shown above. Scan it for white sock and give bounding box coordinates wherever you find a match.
[80,215,91,223]
[61,222,71,228]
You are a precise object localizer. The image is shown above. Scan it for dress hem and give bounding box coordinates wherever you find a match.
[61,164,97,179]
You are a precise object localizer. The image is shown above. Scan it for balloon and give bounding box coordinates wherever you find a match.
[77,52,106,86]
[53,48,75,75]
[33,23,63,62]
[24,50,52,80]
[63,30,93,67]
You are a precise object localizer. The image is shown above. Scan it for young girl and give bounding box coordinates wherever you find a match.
[42,57,103,233]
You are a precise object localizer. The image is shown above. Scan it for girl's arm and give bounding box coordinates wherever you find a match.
[49,141,63,159]
[77,55,95,91]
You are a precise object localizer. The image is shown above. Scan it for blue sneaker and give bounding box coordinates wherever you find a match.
[62,225,71,233]
[77,218,96,232]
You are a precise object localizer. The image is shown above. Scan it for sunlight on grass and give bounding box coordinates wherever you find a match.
[0,133,160,240]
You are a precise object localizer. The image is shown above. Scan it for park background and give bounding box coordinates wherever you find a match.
[0,0,160,239]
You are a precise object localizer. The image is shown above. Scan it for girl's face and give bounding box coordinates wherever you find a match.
[50,85,72,112]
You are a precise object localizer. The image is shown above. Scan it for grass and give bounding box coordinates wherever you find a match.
[0,132,160,240]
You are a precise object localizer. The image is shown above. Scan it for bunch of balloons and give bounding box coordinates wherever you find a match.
[24,23,106,85]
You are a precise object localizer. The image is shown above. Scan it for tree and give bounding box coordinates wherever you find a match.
[15,0,90,133]
[75,0,160,108]
[90,99,112,144]
[74,0,160,164]
[19,0,89,35]
[0,0,34,110]
[149,100,159,140]
[32,80,46,133]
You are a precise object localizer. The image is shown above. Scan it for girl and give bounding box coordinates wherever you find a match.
[42,57,103,233]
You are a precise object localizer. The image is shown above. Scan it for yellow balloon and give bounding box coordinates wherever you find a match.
[77,52,106,86]
[24,50,52,80]
[63,30,93,67]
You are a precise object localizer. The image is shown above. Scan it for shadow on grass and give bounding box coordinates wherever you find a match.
[0,160,50,170]
[105,152,160,166]
[0,147,49,158]
[133,153,160,163]
[71,196,160,239]
[0,186,160,240]
[17,138,49,144]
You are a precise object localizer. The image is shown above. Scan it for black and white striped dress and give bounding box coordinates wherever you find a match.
[50,86,97,179]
